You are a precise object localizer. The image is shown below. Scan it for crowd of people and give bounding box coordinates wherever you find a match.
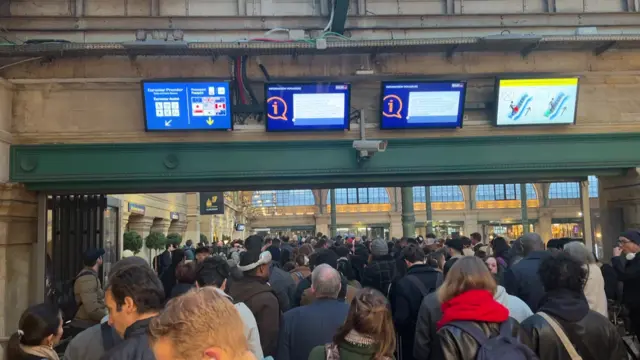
[6,229,640,360]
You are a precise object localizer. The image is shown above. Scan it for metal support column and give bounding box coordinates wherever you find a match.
[330,189,337,238]
[401,187,416,238]
[580,179,594,251]
[34,192,47,303]
[425,186,433,235]
[520,183,530,234]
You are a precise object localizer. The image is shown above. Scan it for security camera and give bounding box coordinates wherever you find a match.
[353,140,388,161]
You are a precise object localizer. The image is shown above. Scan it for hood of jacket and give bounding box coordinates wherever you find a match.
[229,275,273,304]
[407,263,440,276]
[538,289,590,322]
[494,285,508,304]
[124,317,155,339]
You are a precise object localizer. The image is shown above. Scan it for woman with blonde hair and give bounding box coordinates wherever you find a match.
[308,288,396,360]
[148,287,256,360]
[432,256,533,360]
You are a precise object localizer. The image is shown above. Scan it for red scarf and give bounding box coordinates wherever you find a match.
[437,289,509,329]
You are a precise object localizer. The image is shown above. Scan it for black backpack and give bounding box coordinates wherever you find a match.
[449,321,539,360]
[58,270,98,322]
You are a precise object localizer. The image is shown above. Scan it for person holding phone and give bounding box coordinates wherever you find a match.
[612,230,640,337]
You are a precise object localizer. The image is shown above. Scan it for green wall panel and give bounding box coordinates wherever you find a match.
[10,133,640,193]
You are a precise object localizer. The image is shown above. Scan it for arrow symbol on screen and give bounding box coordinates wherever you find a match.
[206,117,214,126]
[164,120,172,126]
[561,107,567,116]
[525,107,531,116]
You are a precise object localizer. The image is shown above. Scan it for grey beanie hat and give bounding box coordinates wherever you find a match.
[371,238,389,257]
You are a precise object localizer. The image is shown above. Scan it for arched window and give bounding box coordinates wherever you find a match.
[549,176,600,199]
[328,187,389,204]
[413,186,464,202]
[476,184,537,201]
[252,190,315,207]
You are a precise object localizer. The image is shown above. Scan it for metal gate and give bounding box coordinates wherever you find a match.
[47,194,107,302]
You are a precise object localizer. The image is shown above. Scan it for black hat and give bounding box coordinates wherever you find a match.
[83,248,105,264]
[621,230,640,246]
[445,238,464,253]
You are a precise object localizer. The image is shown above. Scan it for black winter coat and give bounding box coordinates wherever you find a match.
[412,291,442,360]
[361,255,398,295]
[389,264,442,360]
[431,317,532,360]
[100,318,155,360]
[612,254,640,306]
[503,251,550,311]
[521,289,627,360]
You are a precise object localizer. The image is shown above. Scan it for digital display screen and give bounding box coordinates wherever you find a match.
[265,83,351,131]
[495,78,579,126]
[380,81,467,129]
[142,80,232,131]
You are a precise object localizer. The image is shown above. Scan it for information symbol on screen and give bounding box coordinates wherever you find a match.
[388,100,394,113]
[272,102,278,115]
[266,97,288,121]
[382,95,403,118]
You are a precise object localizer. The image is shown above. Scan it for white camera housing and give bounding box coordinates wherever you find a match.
[352,140,388,160]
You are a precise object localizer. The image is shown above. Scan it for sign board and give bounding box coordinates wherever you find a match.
[265,83,351,131]
[142,80,232,131]
[170,212,180,220]
[128,202,146,215]
[495,78,579,126]
[200,192,225,215]
[380,81,467,129]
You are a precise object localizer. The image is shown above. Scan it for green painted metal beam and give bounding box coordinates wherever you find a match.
[401,187,416,238]
[10,133,640,193]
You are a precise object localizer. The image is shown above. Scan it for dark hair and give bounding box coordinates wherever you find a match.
[108,264,165,314]
[460,236,472,247]
[175,262,197,284]
[281,235,290,243]
[470,232,482,242]
[271,238,281,247]
[402,244,425,263]
[282,262,296,272]
[426,233,436,239]
[244,235,264,252]
[165,242,174,250]
[171,249,185,266]
[315,238,328,249]
[407,237,418,245]
[335,245,350,258]
[295,254,307,267]
[7,303,61,360]
[195,247,211,255]
[538,251,587,293]
[311,249,338,270]
[195,256,230,288]
[491,237,510,258]
[186,239,193,247]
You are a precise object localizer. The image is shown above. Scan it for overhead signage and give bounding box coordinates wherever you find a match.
[265,83,351,131]
[200,192,225,215]
[128,203,146,215]
[142,80,232,131]
[380,81,467,129]
[495,78,579,126]
[170,212,179,220]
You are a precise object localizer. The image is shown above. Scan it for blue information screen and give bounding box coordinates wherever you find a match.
[142,80,232,131]
[380,81,467,129]
[265,83,351,131]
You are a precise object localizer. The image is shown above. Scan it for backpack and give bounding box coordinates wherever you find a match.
[449,321,539,360]
[58,270,98,322]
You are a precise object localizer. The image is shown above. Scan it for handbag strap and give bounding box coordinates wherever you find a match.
[537,312,582,360]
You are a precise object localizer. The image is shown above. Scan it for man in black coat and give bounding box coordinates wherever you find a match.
[390,245,443,360]
[504,232,550,312]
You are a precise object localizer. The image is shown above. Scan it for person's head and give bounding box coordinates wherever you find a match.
[334,288,395,358]
[149,287,253,360]
[491,237,509,255]
[175,261,197,285]
[195,246,211,263]
[186,239,193,248]
[460,236,472,249]
[335,245,350,259]
[166,242,176,251]
[311,264,342,299]
[171,249,186,266]
[310,248,339,271]
[299,243,314,257]
[485,256,498,274]
[438,256,497,304]
[470,232,482,245]
[539,251,587,293]
[563,241,595,265]
[281,235,290,243]
[294,254,308,267]
[619,230,640,254]
[315,238,328,249]
[106,264,165,337]
[520,232,544,256]
[271,238,281,248]
[238,250,272,280]
[83,248,105,268]
[370,238,389,258]
[427,248,447,270]
[7,303,63,360]
[403,244,425,267]
[195,256,230,290]
[445,238,464,256]
[244,235,264,252]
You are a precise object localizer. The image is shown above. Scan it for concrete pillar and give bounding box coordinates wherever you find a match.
[520,183,530,234]
[330,189,337,238]
[168,220,188,238]
[425,186,433,234]
[185,193,201,243]
[151,218,172,235]
[597,171,640,262]
[389,213,403,239]
[315,214,329,237]
[401,187,416,238]
[128,215,155,258]
[463,211,481,238]
[536,209,554,243]
[580,179,594,251]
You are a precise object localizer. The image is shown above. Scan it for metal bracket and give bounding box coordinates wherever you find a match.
[445,45,459,62]
[520,41,540,58]
[594,41,617,56]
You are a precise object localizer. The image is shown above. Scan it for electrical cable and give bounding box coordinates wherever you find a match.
[0,57,43,71]
[241,55,259,105]
[323,0,335,32]
[236,57,247,105]
[258,64,271,81]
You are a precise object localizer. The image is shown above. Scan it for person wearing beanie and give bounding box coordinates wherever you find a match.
[613,229,640,337]
[361,238,398,295]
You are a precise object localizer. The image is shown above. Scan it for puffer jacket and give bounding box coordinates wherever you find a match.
[74,269,107,324]
[431,317,532,360]
[100,318,155,360]
[521,289,627,360]
[228,275,281,357]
